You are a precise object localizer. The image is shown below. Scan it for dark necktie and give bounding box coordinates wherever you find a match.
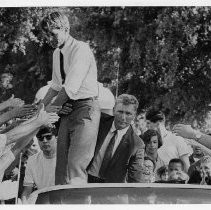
[99,130,118,178]
[60,51,65,84]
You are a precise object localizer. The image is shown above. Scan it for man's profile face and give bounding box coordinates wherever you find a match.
[44,28,67,48]
[113,103,136,130]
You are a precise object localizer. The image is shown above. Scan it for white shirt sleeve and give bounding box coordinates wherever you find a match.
[175,136,190,157]
[63,43,92,98]
[23,159,34,187]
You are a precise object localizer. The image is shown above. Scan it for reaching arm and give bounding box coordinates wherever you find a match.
[173,124,211,150]
[5,105,59,146]
[0,105,37,127]
[0,95,24,112]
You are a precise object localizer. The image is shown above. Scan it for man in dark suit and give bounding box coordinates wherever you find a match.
[87,94,145,183]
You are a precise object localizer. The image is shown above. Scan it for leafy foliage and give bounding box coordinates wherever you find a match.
[1,7,211,127]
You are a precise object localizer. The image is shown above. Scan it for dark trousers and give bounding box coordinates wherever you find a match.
[55,98,100,185]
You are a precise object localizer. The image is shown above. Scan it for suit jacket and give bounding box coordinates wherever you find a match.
[87,113,145,183]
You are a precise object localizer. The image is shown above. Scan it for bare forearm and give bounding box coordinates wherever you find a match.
[6,119,40,145]
[0,101,9,112]
[51,87,69,106]
[41,87,58,106]
[11,130,39,157]
[196,134,211,150]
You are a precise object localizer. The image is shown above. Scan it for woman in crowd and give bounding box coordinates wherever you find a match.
[142,129,165,180]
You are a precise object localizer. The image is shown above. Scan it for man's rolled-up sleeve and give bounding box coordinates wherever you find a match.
[63,44,92,98]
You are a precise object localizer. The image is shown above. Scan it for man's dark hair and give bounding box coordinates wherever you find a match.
[144,156,156,171]
[36,126,58,139]
[169,158,185,170]
[142,129,163,149]
[145,108,165,123]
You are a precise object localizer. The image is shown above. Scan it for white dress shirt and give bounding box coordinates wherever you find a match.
[158,130,190,165]
[88,122,129,177]
[51,36,98,100]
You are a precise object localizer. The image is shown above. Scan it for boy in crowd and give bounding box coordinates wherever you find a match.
[21,126,57,203]
[168,158,189,183]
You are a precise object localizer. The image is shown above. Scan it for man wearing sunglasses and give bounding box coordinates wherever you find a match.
[21,126,57,203]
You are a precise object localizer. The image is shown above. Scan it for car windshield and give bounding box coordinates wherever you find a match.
[28,183,211,204]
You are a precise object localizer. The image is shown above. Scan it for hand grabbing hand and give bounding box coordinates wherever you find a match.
[36,103,60,126]
[58,102,73,115]
[45,104,62,113]
[11,104,37,118]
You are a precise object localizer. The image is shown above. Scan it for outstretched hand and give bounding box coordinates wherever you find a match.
[12,104,37,118]
[36,103,60,126]
[172,124,196,139]
[6,94,24,108]
[45,104,62,113]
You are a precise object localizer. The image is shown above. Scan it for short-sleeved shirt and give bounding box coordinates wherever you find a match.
[158,131,190,165]
[51,36,98,100]
[24,151,56,190]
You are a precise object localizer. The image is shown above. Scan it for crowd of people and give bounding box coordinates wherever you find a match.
[1,11,211,204]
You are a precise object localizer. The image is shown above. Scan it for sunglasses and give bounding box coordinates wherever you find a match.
[38,134,53,142]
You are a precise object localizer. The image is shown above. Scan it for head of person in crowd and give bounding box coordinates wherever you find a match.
[142,156,156,183]
[199,156,211,185]
[192,145,204,158]
[113,94,139,130]
[101,77,112,90]
[133,112,147,136]
[168,158,189,182]
[157,165,169,181]
[36,126,57,157]
[142,129,162,156]
[40,11,70,49]
[145,108,166,134]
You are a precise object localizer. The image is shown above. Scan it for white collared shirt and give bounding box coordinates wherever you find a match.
[158,130,190,165]
[51,36,98,100]
[88,122,129,177]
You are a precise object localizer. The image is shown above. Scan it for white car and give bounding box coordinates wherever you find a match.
[27,183,211,204]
